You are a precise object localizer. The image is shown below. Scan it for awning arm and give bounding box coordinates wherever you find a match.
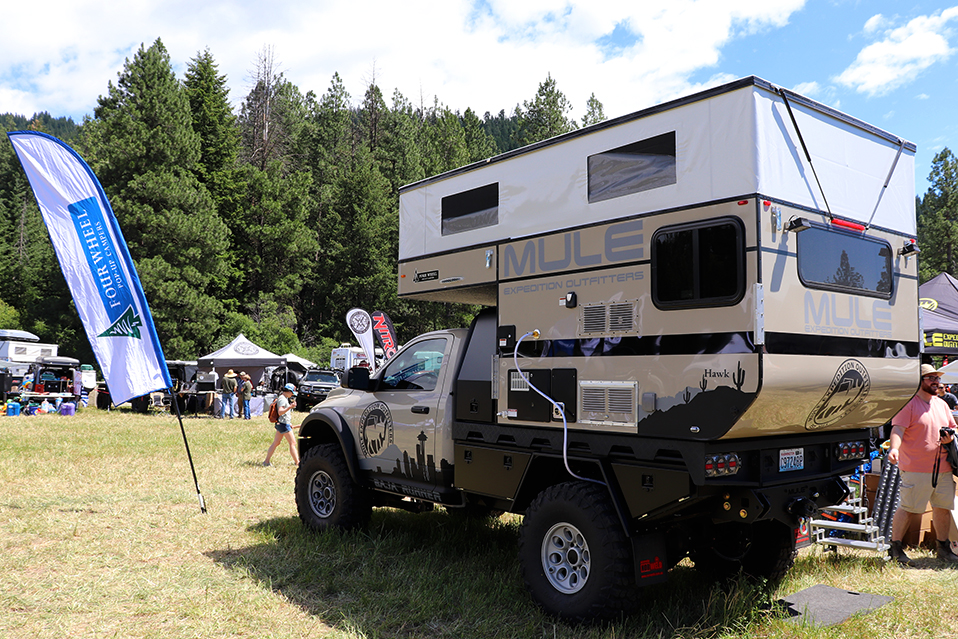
[864,138,905,230]
[778,87,833,220]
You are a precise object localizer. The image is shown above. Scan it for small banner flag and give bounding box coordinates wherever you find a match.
[7,131,172,405]
[346,308,377,372]
[371,310,399,360]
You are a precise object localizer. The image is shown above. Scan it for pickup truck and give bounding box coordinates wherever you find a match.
[295,309,870,620]
[294,77,917,620]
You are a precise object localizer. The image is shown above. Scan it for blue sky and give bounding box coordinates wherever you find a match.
[2,1,957,192]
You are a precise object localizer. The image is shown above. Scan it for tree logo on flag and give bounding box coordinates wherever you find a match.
[98,306,143,339]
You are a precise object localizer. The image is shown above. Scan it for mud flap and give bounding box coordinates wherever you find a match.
[632,532,668,586]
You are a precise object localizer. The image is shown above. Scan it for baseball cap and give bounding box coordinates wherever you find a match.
[283,383,298,394]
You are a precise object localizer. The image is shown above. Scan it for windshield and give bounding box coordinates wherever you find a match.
[304,371,339,384]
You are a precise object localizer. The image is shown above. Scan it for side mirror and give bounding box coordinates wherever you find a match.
[345,366,371,391]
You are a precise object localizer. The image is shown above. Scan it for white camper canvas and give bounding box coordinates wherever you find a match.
[398,77,915,263]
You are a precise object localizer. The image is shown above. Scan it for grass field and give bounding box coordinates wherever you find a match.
[3,407,958,638]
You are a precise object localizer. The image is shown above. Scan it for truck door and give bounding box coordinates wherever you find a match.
[354,336,452,491]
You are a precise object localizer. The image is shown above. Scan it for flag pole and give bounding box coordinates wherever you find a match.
[170,387,207,513]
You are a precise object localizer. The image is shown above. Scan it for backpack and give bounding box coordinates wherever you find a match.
[268,400,279,423]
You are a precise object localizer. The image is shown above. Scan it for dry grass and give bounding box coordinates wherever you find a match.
[2,407,958,638]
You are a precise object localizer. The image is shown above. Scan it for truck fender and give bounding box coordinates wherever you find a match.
[297,407,361,484]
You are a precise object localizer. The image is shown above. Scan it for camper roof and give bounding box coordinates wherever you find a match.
[0,329,40,342]
[398,76,916,263]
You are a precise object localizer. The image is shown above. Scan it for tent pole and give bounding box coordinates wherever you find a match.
[170,385,207,513]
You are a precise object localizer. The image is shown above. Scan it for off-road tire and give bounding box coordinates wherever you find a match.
[518,482,637,621]
[296,443,371,531]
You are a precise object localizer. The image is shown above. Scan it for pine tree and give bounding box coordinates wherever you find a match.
[515,74,577,146]
[184,49,240,208]
[918,149,958,282]
[78,38,230,358]
[581,93,606,127]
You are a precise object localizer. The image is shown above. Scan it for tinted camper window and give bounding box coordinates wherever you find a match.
[797,226,893,298]
[441,183,498,235]
[588,132,676,203]
[652,218,744,309]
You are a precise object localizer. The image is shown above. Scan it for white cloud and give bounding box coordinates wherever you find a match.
[792,81,821,96]
[863,14,889,34]
[916,93,931,99]
[0,0,807,122]
[836,7,958,97]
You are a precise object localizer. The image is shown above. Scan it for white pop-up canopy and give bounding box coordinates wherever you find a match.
[197,334,286,387]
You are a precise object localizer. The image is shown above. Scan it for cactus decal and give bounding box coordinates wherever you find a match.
[700,376,708,392]
[733,361,745,391]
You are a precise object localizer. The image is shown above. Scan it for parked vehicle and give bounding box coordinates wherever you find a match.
[294,77,919,620]
[21,356,82,405]
[297,368,342,410]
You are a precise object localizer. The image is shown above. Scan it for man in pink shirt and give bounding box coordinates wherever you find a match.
[888,364,958,566]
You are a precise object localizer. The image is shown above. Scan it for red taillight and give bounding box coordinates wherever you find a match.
[831,218,865,232]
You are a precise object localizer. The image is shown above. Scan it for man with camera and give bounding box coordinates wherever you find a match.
[887,364,958,566]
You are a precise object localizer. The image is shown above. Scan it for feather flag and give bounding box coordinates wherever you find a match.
[346,308,377,372]
[7,131,171,404]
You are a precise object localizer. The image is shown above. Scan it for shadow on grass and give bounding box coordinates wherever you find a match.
[205,510,781,638]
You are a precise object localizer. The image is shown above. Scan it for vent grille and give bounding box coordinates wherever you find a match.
[608,388,634,412]
[581,387,606,412]
[579,301,637,336]
[510,371,529,392]
[582,306,607,333]
[609,304,634,331]
[578,381,638,430]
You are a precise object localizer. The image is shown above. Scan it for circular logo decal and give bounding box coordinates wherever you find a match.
[805,359,870,430]
[349,312,370,334]
[919,298,939,311]
[360,402,393,457]
[234,342,260,355]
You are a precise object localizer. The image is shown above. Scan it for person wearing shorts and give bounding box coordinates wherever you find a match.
[263,383,300,467]
[888,363,958,566]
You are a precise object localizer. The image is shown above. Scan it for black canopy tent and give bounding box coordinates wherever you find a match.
[919,272,958,355]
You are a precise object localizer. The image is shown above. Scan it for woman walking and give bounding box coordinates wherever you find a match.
[264,383,300,467]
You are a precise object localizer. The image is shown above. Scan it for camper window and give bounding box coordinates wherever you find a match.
[588,131,676,203]
[652,217,744,309]
[797,226,893,298]
[441,183,499,235]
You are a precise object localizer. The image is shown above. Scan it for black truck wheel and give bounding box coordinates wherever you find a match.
[518,482,637,621]
[296,443,371,531]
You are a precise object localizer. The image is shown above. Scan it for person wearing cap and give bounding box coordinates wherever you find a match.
[887,363,958,566]
[238,372,253,420]
[264,383,299,467]
[220,370,238,419]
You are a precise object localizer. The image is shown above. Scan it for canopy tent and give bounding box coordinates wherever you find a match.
[197,334,286,388]
[282,353,316,372]
[920,273,958,355]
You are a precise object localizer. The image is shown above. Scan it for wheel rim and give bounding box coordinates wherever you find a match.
[308,469,337,518]
[541,522,590,594]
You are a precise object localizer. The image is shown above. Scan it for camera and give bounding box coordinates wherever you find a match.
[941,427,955,438]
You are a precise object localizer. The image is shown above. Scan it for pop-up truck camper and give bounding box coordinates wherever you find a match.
[294,77,919,620]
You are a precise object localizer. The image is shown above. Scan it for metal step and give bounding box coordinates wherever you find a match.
[811,519,879,534]
[817,536,889,552]
[821,504,869,515]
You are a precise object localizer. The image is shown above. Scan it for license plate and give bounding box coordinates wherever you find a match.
[779,447,804,472]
